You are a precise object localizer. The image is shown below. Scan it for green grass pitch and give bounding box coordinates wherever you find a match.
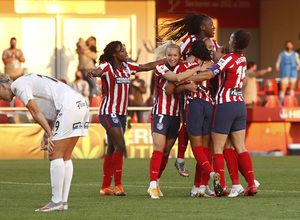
[0,156,300,219]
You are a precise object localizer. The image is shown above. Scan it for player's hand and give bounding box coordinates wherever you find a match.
[199,61,214,71]
[186,82,198,93]
[86,69,94,79]
[47,135,54,152]
[40,136,48,150]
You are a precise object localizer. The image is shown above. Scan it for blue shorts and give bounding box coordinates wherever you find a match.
[184,99,214,136]
[212,101,246,134]
[151,114,180,139]
[99,114,127,132]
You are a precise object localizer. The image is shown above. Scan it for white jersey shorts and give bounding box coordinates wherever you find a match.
[52,91,89,141]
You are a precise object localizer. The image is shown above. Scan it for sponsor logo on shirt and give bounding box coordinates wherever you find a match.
[116,77,130,84]
[230,89,242,96]
[73,122,89,130]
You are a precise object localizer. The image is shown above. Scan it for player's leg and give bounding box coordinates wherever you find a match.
[36,137,77,212]
[279,78,289,106]
[175,124,189,177]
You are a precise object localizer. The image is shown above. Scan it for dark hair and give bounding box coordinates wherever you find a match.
[247,61,256,69]
[99,41,123,64]
[232,29,251,51]
[158,13,211,41]
[189,39,211,61]
[10,37,16,41]
[285,40,292,46]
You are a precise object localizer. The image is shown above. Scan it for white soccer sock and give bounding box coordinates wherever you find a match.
[62,159,73,203]
[157,178,160,185]
[209,172,215,181]
[50,158,65,203]
[150,181,157,189]
[177,158,184,163]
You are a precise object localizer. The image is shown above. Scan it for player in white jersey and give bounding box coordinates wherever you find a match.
[0,73,89,211]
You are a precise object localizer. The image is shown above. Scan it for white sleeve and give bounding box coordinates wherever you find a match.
[295,52,300,66]
[275,53,282,68]
[11,80,33,106]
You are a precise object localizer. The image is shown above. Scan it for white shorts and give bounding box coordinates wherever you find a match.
[52,91,90,141]
[281,77,297,84]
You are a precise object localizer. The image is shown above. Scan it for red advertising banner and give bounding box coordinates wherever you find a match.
[157,0,259,28]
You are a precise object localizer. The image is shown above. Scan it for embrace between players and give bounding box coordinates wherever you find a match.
[0,13,258,212]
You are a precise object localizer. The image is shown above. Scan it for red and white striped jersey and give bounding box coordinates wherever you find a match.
[98,61,139,115]
[152,63,183,116]
[181,62,214,107]
[180,35,220,60]
[213,52,247,104]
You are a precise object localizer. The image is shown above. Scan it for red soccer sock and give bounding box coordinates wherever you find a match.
[177,125,188,159]
[233,149,245,177]
[158,155,169,179]
[112,152,123,186]
[194,163,202,187]
[223,148,239,185]
[239,151,255,187]
[201,147,212,185]
[150,150,163,182]
[192,146,213,175]
[213,154,226,188]
[101,155,113,189]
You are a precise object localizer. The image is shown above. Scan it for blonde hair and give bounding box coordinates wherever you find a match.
[0,73,11,83]
[154,40,181,61]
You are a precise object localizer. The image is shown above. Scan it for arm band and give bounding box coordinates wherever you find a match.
[211,65,221,76]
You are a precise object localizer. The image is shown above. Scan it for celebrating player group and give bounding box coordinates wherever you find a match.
[0,13,259,212]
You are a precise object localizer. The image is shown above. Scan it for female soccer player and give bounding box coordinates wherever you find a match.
[188,29,257,197]
[147,40,221,199]
[0,73,90,211]
[159,13,219,177]
[86,41,164,196]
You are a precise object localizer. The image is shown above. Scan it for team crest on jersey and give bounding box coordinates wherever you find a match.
[157,122,163,130]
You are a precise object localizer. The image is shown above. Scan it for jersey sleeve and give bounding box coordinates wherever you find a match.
[180,37,192,58]
[216,54,233,72]
[99,62,110,76]
[127,62,139,75]
[155,64,170,77]
[11,79,33,106]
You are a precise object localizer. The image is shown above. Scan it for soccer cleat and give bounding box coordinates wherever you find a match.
[62,202,68,210]
[222,187,230,196]
[197,185,205,197]
[35,201,63,212]
[190,185,201,197]
[254,179,260,188]
[228,184,244,198]
[212,173,223,197]
[147,187,159,199]
[203,185,216,197]
[100,187,115,196]
[157,185,163,197]
[113,184,126,196]
[174,160,189,177]
[244,185,258,196]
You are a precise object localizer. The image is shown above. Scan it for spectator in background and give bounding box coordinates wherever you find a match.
[127,72,146,128]
[242,61,272,107]
[69,70,90,105]
[76,37,98,104]
[276,40,300,105]
[2,37,25,81]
